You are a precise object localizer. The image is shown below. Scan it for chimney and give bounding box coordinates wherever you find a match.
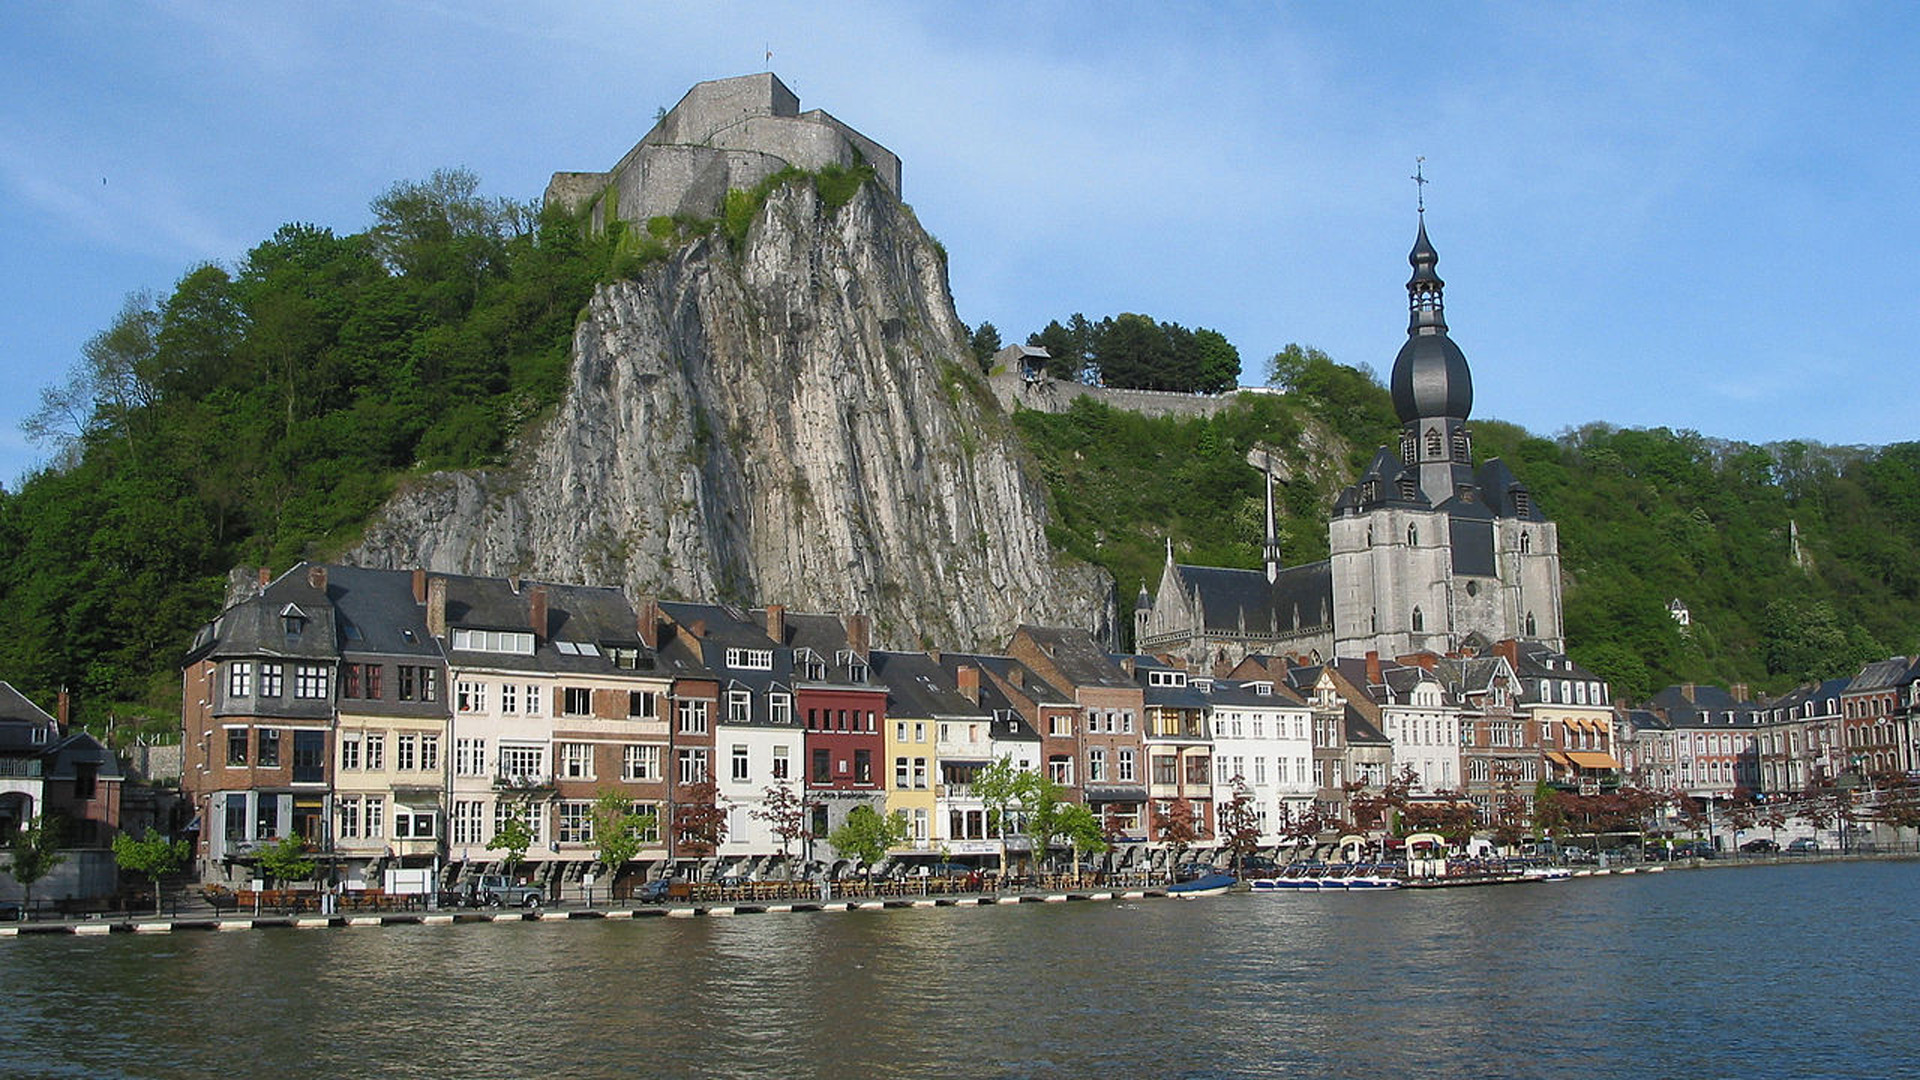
[1680,683,1698,704]
[306,565,328,593]
[1730,682,1750,703]
[690,619,707,639]
[1007,665,1025,689]
[765,604,786,645]
[1493,639,1520,669]
[958,665,981,704]
[412,568,427,604]
[636,597,660,650]
[845,613,870,659]
[529,585,549,644]
[57,686,70,733]
[257,567,271,587]
[1120,657,1136,677]
[1365,650,1383,686]
[427,577,448,639]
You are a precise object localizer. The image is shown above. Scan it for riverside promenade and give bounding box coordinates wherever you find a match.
[0,884,1172,937]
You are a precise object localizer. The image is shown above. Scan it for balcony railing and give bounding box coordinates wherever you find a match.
[492,772,556,793]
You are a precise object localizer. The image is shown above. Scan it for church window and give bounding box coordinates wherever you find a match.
[1452,429,1471,462]
[1401,432,1416,465]
[1525,611,1537,637]
[1425,427,1442,458]
[1520,531,1532,554]
[1397,477,1417,500]
[1412,606,1424,632]
[1515,490,1532,517]
[1370,608,1378,633]
[1407,523,1419,546]
[1365,525,1374,546]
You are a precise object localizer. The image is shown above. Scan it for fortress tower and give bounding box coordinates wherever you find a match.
[545,72,902,230]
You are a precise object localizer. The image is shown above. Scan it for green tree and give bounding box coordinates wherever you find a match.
[971,755,1042,876]
[1054,803,1110,876]
[968,321,1002,373]
[589,789,655,885]
[6,815,65,919]
[826,805,907,871]
[112,829,190,916]
[255,835,315,889]
[487,802,536,872]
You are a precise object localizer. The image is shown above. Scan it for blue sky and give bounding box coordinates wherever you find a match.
[3,2,1916,484]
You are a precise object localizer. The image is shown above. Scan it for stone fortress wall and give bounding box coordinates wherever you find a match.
[985,370,1274,421]
[545,72,903,228]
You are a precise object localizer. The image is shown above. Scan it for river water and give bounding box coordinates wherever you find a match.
[3,861,1913,1079]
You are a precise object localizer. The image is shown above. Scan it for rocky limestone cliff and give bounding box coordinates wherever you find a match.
[350,179,1112,649]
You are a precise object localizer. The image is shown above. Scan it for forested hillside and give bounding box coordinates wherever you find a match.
[1012,347,1920,700]
[0,170,638,734]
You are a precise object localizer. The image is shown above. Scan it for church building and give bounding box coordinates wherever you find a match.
[1136,211,1564,671]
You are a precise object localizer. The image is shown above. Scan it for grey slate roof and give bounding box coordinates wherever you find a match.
[1174,560,1332,638]
[1015,626,1134,689]
[872,651,988,720]
[440,573,650,676]
[937,653,1071,708]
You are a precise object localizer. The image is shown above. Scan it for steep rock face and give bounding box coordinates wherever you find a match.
[351,180,1111,649]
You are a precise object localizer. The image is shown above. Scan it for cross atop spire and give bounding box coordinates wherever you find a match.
[1411,156,1428,214]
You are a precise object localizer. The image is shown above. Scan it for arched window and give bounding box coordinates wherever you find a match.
[1519,531,1532,554]
[1407,523,1419,546]
[1365,524,1374,546]
[1411,606,1424,631]
[1400,431,1416,465]
[1524,611,1537,637]
[1426,427,1443,458]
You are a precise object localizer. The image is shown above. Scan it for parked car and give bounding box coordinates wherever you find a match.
[1740,838,1779,853]
[462,873,543,908]
[634,878,675,904]
[1677,841,1716,859]
[1786,838,1820,854]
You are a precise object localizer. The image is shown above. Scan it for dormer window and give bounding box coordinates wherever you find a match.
[451,628,536,654]
[1250,681,1273,696]
[553,640,601,657]
[725,647,774,671]
[1147,669,1187,688]
[280,604,307,636]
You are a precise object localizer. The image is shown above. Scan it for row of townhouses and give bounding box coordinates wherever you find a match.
[180,562,1645,895]
[1619,657,1920,804]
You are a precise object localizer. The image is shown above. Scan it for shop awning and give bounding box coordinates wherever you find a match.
[1566,751,1621,770]
[1544,751,1574,768]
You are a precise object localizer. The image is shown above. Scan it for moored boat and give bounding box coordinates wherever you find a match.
[1168,872,1237,897]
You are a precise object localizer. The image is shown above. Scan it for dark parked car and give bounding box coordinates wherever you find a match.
[634,877,676,904]
[1740,838,1779,853]
[1677,841,1716,859]
[1786,838,1820,854]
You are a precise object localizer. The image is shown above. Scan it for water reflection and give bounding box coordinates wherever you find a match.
[1,862,1915,1078]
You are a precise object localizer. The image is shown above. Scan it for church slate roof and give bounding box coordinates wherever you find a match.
[1177,560,1331,638]
[1475,459,1547,522]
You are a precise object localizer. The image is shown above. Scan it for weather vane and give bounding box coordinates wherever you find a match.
[1412,156,1427,214]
